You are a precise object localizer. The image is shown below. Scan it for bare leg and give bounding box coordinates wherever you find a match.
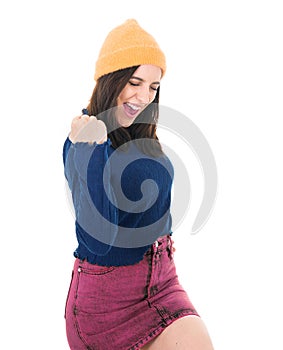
[140,316,214,350]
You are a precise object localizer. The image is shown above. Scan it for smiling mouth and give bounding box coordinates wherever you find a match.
[123,102,144,118]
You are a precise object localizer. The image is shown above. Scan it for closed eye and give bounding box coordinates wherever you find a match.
[129,81,140,87]
[129,81,159,91]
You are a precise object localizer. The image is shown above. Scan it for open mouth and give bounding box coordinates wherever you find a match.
[123,102,143,118]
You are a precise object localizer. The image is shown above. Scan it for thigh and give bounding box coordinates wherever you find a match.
[140,316,214,350]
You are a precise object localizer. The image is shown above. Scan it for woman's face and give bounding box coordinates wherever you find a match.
[116,64,162,127]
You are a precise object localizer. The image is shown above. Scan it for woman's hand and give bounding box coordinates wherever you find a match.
[69,115,107,144]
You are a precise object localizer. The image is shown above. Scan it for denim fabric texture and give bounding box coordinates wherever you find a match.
[65,235,199,349]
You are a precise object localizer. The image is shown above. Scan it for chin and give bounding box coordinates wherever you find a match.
[121,120,135,128]
[118,115,138,128]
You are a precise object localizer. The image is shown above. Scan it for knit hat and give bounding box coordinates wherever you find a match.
[94,19,166,80]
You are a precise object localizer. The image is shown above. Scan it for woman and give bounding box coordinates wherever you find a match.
[63,19,214,349]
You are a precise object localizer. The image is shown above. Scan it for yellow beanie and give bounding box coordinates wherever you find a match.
[94,19,166,80]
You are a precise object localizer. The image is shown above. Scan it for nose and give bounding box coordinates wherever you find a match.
[136,85,150,104]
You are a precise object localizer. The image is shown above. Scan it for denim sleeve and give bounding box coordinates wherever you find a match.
[63,138,118,255]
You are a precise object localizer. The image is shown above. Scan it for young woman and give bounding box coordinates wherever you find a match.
[63,19,214,349]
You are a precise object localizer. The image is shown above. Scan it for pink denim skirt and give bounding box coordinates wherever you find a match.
[65,235,199,349]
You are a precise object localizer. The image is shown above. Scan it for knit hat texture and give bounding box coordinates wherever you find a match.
[94,19,166,80]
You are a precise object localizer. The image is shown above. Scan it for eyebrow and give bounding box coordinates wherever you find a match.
[130,76,160,85]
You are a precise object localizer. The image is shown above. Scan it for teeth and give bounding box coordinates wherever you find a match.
[127,103,141,111]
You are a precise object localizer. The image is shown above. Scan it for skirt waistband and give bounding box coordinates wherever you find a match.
[145,234,173,256]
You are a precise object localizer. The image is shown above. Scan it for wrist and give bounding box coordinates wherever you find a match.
[68,132,76,143]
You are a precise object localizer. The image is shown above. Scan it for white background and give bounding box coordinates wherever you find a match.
[1,0,282,349]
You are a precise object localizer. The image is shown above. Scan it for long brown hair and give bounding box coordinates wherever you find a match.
[86,66,164,157]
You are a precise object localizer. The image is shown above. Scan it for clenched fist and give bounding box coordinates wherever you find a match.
[69,115,107,144]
